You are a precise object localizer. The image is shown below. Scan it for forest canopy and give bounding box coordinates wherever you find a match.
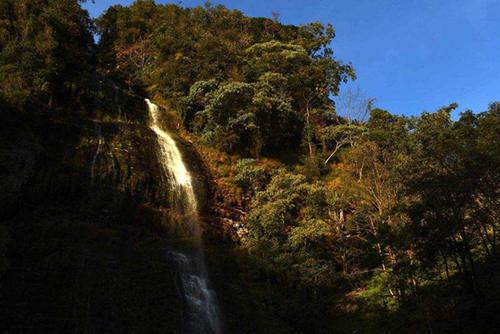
[0,1,499,333]
[94,0,354,156]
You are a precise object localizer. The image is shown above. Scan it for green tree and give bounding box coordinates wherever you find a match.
[247,170,336,286]
[0,0,94,109]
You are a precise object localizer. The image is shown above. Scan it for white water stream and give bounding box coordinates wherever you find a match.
[147,99,198,220]
[146,99,222,334]
[90,123,103,185]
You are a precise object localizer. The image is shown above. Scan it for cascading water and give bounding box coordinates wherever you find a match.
[146,99,222,334]
[169,251,222,334]
[146,99,198,223]
[90,122,103,186]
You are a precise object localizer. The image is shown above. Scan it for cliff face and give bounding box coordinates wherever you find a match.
[0,105,217,333]
[28,119,166,214]
[2,108,217,228]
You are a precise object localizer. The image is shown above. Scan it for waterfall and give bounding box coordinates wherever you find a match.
[169,251,222,334]
[146,99,198,227]
[90,122,103,186]
[145,99,222,334]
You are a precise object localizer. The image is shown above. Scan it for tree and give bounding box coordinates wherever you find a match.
[399,103,496,294]
[252,72,303,153]
[188,81,258,155]
[321,123,365,164]
[247,170,336,286]
[0,0,94,110]
[334,87,374,124]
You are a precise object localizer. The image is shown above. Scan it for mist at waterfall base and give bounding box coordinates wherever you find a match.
[146,99,223,334]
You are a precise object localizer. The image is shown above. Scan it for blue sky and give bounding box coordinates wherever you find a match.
[83,0,500,119]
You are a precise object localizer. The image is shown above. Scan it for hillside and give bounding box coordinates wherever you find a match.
[1,1,499,333]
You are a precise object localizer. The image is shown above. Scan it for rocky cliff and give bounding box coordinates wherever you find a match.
[0,99,220,333]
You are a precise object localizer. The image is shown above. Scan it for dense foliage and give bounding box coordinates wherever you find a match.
[95,0,354,156]
[1,1,499,333]
[230,103,500,331]
[0,0,94,110]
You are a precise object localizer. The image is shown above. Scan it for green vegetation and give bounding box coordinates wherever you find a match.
[95,1,354,157]
[0,0,94,110]
[1,1,499,333]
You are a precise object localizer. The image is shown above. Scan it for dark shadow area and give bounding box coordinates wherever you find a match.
[0,114,195,333]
